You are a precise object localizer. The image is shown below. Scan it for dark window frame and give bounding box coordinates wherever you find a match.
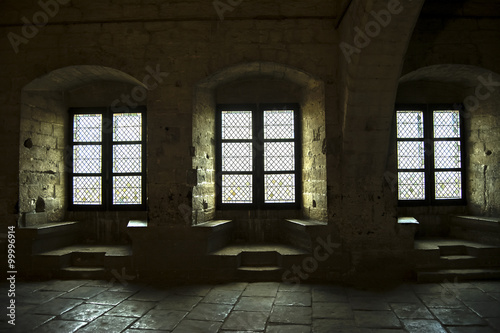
[216,103,302,210]
[396,103,466,206]
[68,106,147,211]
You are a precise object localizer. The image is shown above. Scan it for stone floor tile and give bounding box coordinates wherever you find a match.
[353,310,401,328]
[172,319,221,333]
[107,283,145,293]
[464,300,500,318]
[447,327,498,333]
[441,281,476,290]
[486,317,500,330]
[312,285,348,303]
[242,282,280,297]
[312,302,353,319]
[33,319,86,333]
[131,309,187,330]
[202,289,242,304]
[266,324,311,332]
[221,310,269,331]
[84,280,113,287]
[170,284,212,296]
[31,297,83,315]
[128,288,170,302]
[349,297,390,311]
[156,295,202,311]
[412,283,448,294]
[19,290,65,304]
[457,289,495,302]
[60,286,107,300]
[270,305,312,325]
[215,282,249,291]
[401,319,448,333]
[383,289,422,303]
[279,283,311,293]
[472,281,500,293]
[15,302,36,315]
[105,300,156,318]
[430,307,487,326]
[15,313,54,331]
[419,293,464,308]
[234,296,274,312]
[86,291,135,305]
[275,291,312,306]
[390,302,434,319]
[59,303,112,322]
[17,281,50,294]
[187,302,233,321]
[312,318,362,333]
[40,280,86,292]
[76,315,137,332]
[123,328,166,333]
[488,292,500,302]
[370,330,407,333]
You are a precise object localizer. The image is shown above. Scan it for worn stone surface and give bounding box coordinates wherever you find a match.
[6,280,500,332]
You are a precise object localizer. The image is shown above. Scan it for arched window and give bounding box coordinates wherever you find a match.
[216,103,301,208]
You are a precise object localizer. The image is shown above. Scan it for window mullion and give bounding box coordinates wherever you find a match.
[424,106,434,203]
[104,109,112,210]
[254,106,263,206]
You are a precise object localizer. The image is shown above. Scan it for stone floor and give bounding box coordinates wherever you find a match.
[1,279,499,332]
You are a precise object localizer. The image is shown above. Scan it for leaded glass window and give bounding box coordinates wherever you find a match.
[69,107,146,210]
[217,104,300,208]
[395,105,465,205]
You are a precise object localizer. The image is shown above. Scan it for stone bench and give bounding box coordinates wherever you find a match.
[449,215,500,245]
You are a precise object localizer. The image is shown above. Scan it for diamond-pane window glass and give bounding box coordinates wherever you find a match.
[221,143,252,172]
[113,176,142,204]
[434,141,461,169]
[222,174,252,203]
[113,113,142,142]
[221,111,252,140]
[113,144,142,173]
[398,172,425,200]
[264,110,294,139]
[73,145,102,174]
[397,141,424,169]
[265,174,295,203]
[74,114,102,142]
[264,142,295,171]
[435,171,462,199]
[73,176,102,205]
[396,111,424,139]
[434,111,460,138]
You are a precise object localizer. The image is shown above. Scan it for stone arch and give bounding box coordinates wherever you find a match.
[191,62,327,226]
[396,64,500,218]
[19,65,147,227]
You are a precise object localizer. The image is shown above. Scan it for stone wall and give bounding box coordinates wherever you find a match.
[0,0,498,279]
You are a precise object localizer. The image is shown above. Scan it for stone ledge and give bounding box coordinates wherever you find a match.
[398,216,419,224]
[285,219,327,227]
[127,220,148,228]
[193,220,232,228]
[450,215,500,232]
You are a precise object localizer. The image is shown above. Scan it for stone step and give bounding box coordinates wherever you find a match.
[239,251,278,267]
[60,267,107,280]
[439,245,468,256]
[72,252,106,267]
[417,268,500,283]
[237,266,283,282]
[439,255,480,269]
